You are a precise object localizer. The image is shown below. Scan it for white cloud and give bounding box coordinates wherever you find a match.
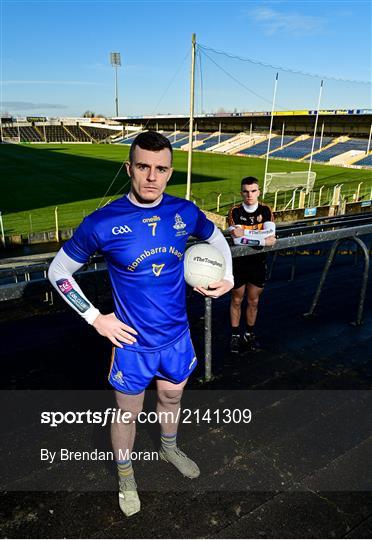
[250,7,324,36]
[1,80,104,86]
[1,101,67,110]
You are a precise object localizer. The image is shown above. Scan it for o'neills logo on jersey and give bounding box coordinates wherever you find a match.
[112,225,132,235]
[173,214,186,230]
[142,215,161,224]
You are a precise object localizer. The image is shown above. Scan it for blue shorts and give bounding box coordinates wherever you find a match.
[108,330,198,394]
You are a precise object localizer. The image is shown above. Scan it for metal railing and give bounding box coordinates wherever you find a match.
[202,223,371,380]
[1,223,371,382]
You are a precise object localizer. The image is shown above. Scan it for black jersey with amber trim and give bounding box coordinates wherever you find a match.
[228,202,274,263]
[228,202,274,231]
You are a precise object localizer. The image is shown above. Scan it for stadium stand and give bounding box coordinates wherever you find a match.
[118,131,210,149]
[313,138,370,162]
[66,125,92,142]
[2,126,21,141]
[354,153,372,166]
[22,126,44,142]
[239,135,295,156]
[179,132,214,151]
[270,137,333,159]
[2,125,43,142]
[2,126,16,137]
[168,132,189,147]
[212,133,263,154]
[80,125,118,141]
[193,132,212,141]
[119,132,145,145]
[1,121,122,143]
[43,125,75,142]
[196,133,233,151]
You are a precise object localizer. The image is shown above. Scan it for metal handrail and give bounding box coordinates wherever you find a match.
[1,223,371,383]
[1,223,371,294]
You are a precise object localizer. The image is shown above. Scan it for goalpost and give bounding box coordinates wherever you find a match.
[0,117,21,144]
[264,171,317,210]
[264,171,317,195]
[1,135,21,144]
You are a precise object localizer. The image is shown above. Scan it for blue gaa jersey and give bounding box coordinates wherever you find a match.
[63,193,214,350]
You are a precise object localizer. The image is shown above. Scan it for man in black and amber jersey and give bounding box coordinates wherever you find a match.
[228,176,276,353]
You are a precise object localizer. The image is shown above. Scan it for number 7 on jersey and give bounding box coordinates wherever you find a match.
[148,223,157,236]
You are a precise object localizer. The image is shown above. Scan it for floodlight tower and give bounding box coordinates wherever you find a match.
[110,52,121,117]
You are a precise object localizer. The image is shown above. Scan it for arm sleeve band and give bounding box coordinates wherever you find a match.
[48,248,101,325]
[229,221,276,247]
[205,225,234,285]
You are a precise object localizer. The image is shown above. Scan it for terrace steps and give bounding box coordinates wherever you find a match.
[299,137,342,161]
[62,125,78,142]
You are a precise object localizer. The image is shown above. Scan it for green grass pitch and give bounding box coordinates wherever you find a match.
[1,143,371,235]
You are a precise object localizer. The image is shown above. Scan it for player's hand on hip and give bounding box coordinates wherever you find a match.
[194,279,234,299]
[92,313,138,348]
[264,235,277,247]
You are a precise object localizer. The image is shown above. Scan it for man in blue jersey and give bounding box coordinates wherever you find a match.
[48,131,234,517]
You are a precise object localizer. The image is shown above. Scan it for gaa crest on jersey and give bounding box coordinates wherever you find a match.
[257,214,263,223]
[173,214,186,230]
[173,213,188,236]
[112,225,132,235]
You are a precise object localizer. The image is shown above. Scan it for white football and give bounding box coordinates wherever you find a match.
[184,243,226,288]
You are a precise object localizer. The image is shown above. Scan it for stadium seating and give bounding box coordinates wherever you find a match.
[2,126,14,135]
[354,154,372,166]
[313,139,370,162]
[119,133,143,144]
[66,125,92,142]
[81,126,118,141]
[211,133,254,153]
[179,132,214,151]
[43,125,75,142]
[270,137,333,159]
[119,131,221,149]
[115,131,142,144]
[119,131,191,147]
[193,132,212,141]
[23,126,44,142]
[196,134,233,151]
[2,125,43,142]
[239,136,295,156]
[2,126,21,140]
[169,133,189,147]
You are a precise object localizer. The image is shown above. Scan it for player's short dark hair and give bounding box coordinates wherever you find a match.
[129,131,173,163]
[241,176,260,188]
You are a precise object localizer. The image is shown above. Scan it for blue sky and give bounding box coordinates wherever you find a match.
[1,0,371,117]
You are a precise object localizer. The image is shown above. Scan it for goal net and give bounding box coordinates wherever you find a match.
[2,136,21,144]
[264,171,316,195]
